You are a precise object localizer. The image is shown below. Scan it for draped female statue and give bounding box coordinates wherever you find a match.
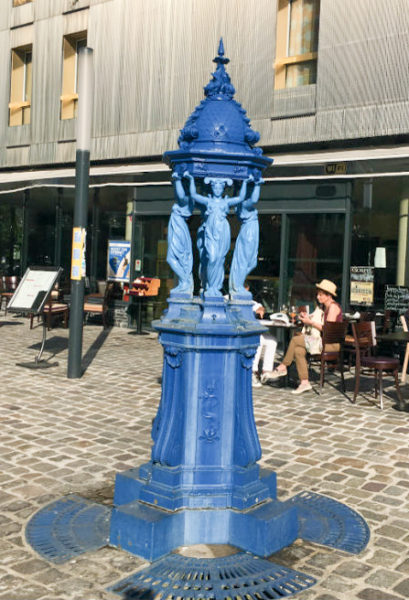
[185,172,250,297]
[229,176,263,297]
[166,172,194,295]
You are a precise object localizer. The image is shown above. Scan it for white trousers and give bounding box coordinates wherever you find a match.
[253,334,277,373]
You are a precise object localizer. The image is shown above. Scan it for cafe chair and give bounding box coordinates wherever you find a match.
[309,321,348,394]
[1,276,19,314]
[399,315,409,384]
[83,282,113,329]
[40,302,69,331]
[351,321,403,409]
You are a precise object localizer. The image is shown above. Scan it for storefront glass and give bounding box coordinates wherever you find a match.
[287,212,345,307]
[0,197,23,276]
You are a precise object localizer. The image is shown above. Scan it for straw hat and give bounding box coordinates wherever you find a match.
[315,279,337,297]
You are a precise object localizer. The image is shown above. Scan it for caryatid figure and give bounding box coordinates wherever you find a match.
[166,172,194,295]
[229,176,264,297]
[185,173,250,297]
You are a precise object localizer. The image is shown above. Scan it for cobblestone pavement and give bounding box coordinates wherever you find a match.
[1,313,409,600]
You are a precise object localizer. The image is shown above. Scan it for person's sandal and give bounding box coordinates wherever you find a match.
[291,382,312,395]
[261,368,287,383]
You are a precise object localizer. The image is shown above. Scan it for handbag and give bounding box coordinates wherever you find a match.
[302,307,324,354]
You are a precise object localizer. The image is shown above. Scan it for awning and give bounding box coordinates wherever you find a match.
[0,143,408,194]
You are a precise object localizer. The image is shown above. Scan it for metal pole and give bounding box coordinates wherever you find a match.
[67,47,94,378]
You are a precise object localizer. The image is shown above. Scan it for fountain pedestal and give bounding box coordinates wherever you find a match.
[109,297,298,560]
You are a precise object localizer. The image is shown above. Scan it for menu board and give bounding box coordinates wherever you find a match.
[384,285,409,313]
[350,266,374,305]
[7,267,62,314]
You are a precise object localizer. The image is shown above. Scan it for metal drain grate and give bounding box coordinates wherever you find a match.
[108,552,316,599]
[26,494,111,563]
[288,491,370,554]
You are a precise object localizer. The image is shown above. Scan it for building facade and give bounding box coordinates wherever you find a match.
[1,0,409,324]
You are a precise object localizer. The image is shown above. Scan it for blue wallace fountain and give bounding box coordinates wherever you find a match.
[26,42,369,592]
[109,40,296,560]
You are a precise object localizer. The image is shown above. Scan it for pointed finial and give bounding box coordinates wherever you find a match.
[214,38,229,65]
[218,38,225,57]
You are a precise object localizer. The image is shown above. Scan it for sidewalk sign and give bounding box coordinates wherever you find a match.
[7,266,62,315]
[107,240,131,282]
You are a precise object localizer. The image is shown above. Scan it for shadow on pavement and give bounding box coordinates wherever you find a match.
[0,320,24,326]
[30,335,68,358]
[82,326,112,373]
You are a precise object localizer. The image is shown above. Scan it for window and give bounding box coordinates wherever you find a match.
[13,0,32,5]
[60,32,87,120]
[9,45,32,127]
[274,0,320,89]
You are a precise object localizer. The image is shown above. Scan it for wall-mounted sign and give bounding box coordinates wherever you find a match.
[325,162,347,175]
[107,240,131,282]
[384,285,409,313]
[71,227,86,281]
[350,266,374,305]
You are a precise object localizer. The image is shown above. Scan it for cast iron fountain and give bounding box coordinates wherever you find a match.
[26,40,369,598]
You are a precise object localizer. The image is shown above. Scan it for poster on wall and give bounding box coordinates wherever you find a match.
[350,266,374,305]
[107,240,131,282]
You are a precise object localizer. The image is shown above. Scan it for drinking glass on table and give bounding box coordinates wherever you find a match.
[290,305,297,324]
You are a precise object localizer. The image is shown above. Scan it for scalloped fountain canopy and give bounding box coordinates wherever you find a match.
[164,39,272,180]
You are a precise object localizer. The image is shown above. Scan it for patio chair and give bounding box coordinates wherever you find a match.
[83,281,113,328]
[351,321,402,409]
[309,321,348,394]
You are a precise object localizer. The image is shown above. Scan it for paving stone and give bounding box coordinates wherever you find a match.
[393,578,409,597]
[365,568,403,588]
[357,588,403,600]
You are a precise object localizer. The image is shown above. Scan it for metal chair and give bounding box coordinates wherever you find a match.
[351,321,403,409]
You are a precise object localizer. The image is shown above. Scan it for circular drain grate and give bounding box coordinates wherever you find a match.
[108,552,316,599]
[26,494,111,564]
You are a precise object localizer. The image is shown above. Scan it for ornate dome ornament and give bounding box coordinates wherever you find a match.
[164,39,272,181]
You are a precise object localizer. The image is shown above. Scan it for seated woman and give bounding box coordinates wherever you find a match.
[267,279,342,395]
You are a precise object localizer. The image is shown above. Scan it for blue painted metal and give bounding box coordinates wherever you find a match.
[288,491,370,554]
[25,495,111,563]
[109,39,370,563]
[108,552,317,599]
[163,39,272,183]
[110,298,299,560]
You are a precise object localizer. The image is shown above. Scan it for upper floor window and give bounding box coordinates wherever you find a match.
[13,0,32,5]
[60,31,87,120]
[274,0,320,89]
[9,45,32,127]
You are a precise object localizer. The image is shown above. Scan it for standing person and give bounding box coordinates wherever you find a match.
[266,279,342,395]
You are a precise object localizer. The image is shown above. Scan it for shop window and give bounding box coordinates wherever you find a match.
[274,0,320,89]
[9,45,32,127]
[13,0,32,5]
[60,32,87,120]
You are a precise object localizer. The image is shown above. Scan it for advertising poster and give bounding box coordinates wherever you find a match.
[107,240,131,282]
[350,266,374,305]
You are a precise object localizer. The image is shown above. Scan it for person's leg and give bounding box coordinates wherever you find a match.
[292,337,313,394]
[252,338,264,387]
[264,335,299,379]
[262,335,277,372]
